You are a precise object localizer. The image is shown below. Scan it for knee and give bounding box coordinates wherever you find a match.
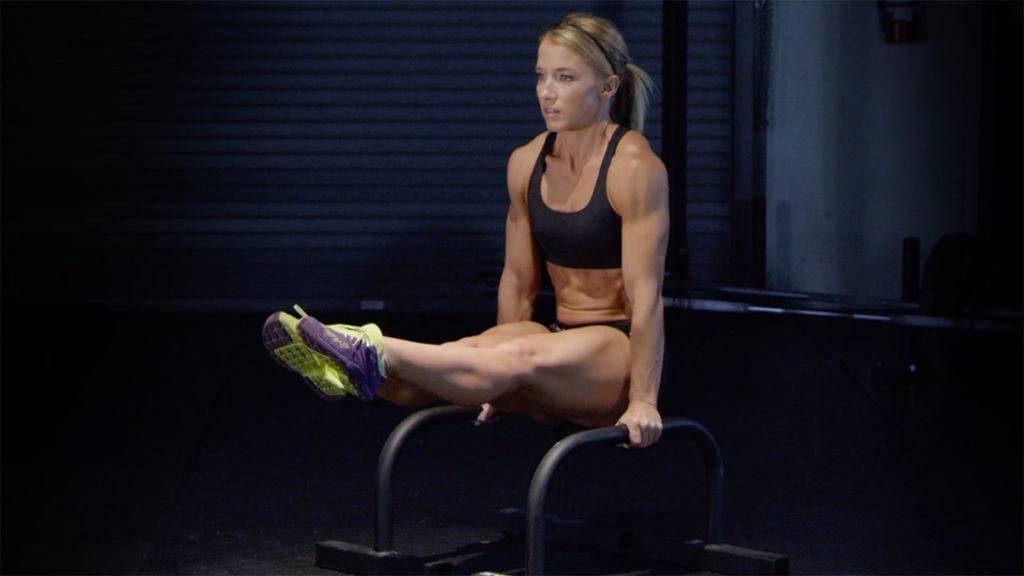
[441,337,478,348]
[378,380,435,408]
[494,337,538,377]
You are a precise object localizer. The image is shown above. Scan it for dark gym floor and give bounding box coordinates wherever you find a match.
[1,305,1021,575]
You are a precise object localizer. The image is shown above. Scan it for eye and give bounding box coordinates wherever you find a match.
[559,74,574,82]
[536,73,545,82]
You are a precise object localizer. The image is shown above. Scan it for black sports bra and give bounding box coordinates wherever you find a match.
[527,125,628,269]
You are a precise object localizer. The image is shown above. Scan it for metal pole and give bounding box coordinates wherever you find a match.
[666,296,1021,333]
[526,418,724,574]
[373,405,480,552]
[902,237,921,301]
[663,0,689,281]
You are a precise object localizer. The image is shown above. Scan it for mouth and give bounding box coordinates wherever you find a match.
[543,107,560,118]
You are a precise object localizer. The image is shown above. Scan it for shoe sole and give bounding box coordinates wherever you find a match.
[262,312,354,401]
[297,316,385,401]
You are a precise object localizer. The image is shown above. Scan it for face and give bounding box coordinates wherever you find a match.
[535,38,615,132]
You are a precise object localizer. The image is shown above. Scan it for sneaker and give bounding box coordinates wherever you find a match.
[297,315,387,401]
[262,305,358,401]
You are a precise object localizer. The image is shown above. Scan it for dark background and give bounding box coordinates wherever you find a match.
[2,1,1021,575]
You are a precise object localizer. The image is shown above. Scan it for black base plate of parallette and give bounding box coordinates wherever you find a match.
[497,509,789,576]
[316,509,788,575]
[315,538,531,576]
[317,532,786,575]
[315,537,699,576]
[316,540,443,575]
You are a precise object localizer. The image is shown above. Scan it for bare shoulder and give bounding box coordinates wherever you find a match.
[506,131,549,200]
[608,131,668,213]
[614,130,667,176]
[509,132,548,167]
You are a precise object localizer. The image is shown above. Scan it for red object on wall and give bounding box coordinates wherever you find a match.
[877,0,923,44]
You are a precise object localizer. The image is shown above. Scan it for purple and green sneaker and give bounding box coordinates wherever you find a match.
[297,314,387,402]
[262,305,358,401]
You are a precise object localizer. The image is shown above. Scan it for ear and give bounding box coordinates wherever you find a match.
[601,75,620,100]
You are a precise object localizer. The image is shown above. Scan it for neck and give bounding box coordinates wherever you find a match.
[556,119,612,171]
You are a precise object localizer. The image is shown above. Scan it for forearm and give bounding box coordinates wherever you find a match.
[496,270,537,324]
[628,294,665,406]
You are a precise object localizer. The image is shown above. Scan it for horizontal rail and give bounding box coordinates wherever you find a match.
[665,296,1021,333]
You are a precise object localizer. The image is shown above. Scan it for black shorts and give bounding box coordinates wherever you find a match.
[548,319,667,384]
[548,320,631,337]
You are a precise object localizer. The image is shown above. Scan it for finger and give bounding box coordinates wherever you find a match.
[643,424,659,448]
[474,405,491,425]
[480,404,499,423]
[629,424,642,448]
[614,422,631,448]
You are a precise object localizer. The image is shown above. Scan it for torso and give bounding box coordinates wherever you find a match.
[546,264,628,325]
[522,124,646,326]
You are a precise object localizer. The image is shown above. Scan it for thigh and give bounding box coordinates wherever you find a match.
[497,326,632,427]
[446,321,550,349]
[378,321,550,407]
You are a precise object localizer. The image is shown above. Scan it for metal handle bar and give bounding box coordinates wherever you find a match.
[374,405,481,552]
[526,417,724,575]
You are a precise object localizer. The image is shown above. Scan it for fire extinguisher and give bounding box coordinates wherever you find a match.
[876,0,924,44]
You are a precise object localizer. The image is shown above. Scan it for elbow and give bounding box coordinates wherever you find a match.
[627,285,665,328]
[500,268,540,300]
[631,299,663,328]
[626,278,663,312]
[498,268,541,322]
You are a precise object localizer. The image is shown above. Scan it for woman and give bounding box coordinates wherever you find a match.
[263,13,669,448]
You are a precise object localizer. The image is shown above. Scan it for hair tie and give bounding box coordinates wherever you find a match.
[566,23,617,73]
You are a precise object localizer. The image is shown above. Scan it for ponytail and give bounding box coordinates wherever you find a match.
[613,62,656,135]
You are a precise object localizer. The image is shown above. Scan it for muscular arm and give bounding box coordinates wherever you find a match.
[613,148,670,447]
[497,145,543,325]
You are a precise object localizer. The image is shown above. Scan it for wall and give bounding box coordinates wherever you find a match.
[765,1,983,299]
[1,1,662,313]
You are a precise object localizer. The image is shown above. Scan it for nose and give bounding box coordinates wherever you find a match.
[538,77,555,101]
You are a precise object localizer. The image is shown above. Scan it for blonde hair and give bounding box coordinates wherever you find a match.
[539,12,657,134]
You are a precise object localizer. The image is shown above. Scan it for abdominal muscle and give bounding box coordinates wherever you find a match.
[547,262,630,325]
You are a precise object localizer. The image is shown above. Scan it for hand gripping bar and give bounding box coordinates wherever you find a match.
[370,407,724,576]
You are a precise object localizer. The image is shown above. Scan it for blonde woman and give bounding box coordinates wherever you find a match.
[264,13,669,448]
